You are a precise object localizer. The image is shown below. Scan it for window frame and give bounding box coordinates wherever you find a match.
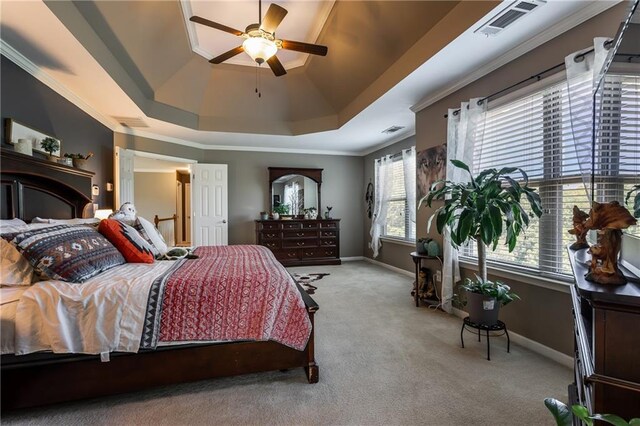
[379,153,416,243]
[460,71,639,280]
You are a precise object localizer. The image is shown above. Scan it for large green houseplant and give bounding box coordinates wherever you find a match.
[422,160,543,324]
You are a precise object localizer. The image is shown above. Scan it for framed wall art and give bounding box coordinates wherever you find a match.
[4,118,61,158]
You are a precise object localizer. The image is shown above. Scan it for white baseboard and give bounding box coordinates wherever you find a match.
[363,257,413,277]
[341,256,365,262]
[452,307,572,368]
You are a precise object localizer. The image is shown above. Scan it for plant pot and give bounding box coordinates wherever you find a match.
[416,241,428,254]
[47,154,57,162]
[272,212,280,220]
[73,158,87,169]
[465,291,500,326]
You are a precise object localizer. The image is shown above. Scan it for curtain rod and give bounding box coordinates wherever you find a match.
[375,147,413,162]
[441,41,640,119]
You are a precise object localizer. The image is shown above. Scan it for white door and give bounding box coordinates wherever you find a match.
[115,147,135,207]
[185,182,191,244]
[192,164,228,246]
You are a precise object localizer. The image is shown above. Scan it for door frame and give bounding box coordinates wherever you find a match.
[114,147,197,242]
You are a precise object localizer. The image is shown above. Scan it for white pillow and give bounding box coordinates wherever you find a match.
[0,219,28,235]
[1,239,34,286]
[134,217,169,256]
[31,217,100,226]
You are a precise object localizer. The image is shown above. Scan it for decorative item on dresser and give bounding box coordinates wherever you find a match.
[255,218,341,266]
[567,247,640,419]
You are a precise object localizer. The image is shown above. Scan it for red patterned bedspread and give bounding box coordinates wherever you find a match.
[147,245,311,351]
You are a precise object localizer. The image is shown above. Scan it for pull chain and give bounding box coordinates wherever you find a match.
[255,63,261,98]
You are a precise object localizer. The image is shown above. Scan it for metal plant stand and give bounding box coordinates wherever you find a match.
[460,317,510,361]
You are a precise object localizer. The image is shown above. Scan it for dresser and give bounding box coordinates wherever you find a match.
[255,219,341,266]
[568,247,640,418]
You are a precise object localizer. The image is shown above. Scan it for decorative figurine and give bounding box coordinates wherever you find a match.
[568,205,590,250]
[584,201,637,285]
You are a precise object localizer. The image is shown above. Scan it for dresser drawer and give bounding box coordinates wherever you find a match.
[260,222,281,230]
[320,230,337,237]
[261,241,281,250]
[320,221,338,228]
[301,247,338,258]
[283,230,317,238]
[273,249,300,261]
[282,222,302,230]
[261,231,281,239]
[320,239,337,247]
[283,239,317,249]
[302,221,318,229]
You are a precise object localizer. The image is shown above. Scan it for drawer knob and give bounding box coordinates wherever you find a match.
[288,253,296,257]
[297,242,304,246]
[297,233,304,236]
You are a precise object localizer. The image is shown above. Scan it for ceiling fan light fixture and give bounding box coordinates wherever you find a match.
[242,36,278,64]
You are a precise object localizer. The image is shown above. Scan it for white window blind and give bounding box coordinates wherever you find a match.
[463,74,639,279]
[383,157,416,240]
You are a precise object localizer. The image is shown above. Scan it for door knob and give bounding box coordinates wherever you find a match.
[222,220,227,224]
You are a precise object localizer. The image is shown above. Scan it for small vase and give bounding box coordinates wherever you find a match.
[47,154,56,162]
[73,158,87,169]
[272,212,280,220]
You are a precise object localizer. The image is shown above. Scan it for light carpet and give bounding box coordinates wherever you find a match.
[2,261,570,425]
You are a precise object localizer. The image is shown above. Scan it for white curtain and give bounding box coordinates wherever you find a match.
[441,99,487,313]
[369,155,394,258]
[402,147,416,233]
[564,37,612,202]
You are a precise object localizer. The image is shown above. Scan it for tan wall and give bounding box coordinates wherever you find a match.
[133,172,176,221]
[115,133,365,257]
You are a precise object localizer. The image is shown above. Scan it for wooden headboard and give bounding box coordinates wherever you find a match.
[0,148,94,221]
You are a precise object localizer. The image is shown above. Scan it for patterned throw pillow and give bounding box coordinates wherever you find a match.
[11,225,125,283]
[133,217,168,258]
[98,219,154,263]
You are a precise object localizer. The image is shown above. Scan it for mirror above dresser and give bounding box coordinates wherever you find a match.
[268,167,322,216]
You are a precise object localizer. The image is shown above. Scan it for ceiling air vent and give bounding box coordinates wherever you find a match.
[382,125,405,134]
[475,0,546,37]
[112,116,149,128]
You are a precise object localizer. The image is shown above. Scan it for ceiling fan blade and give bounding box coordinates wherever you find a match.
[267,55,287,77]
[260,4,288,34]
[210,46,245,64]
[280,40,328,56]
[190,16,244,37]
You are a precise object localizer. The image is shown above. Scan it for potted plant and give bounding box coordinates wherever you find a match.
[64,152,94,169]
[422,160,542,325]
[272,204,289,220]
[459,276,519,325]
[544,398,639,426]
[40,137,60,161]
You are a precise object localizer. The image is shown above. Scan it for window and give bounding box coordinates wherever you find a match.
[377,153,416,241]
[462,74,639,279]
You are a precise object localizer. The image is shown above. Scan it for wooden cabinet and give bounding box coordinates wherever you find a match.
[568,248,640,418]
[255,219,341,266]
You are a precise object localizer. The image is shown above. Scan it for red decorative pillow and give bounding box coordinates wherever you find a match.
[98,219,154,263]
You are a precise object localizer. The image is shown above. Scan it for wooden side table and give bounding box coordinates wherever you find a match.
[409,252,443,307]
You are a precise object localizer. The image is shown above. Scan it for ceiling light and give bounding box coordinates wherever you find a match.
[242,37,278,64]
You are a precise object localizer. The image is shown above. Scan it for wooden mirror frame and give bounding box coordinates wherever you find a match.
[268,167,322,216]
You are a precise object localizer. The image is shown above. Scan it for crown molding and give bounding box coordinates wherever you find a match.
[410,0,619,113]
[115,127,362,156]
[0,39,119,131]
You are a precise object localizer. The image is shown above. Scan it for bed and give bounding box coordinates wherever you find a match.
[0,148,319,410]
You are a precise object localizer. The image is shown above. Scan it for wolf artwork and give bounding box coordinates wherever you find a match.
[417,144,447,199]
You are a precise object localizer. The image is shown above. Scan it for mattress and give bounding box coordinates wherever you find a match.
[1,287,28,354]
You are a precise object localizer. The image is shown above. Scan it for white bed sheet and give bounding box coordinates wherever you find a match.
[1,287,28,354]
[13,261,175,355]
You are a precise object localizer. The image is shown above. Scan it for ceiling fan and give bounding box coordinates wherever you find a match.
[190,0,328,77]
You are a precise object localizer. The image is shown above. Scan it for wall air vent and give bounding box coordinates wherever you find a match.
[112,116,149,128]
[382,125,405,134]
[475,0,546,37]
